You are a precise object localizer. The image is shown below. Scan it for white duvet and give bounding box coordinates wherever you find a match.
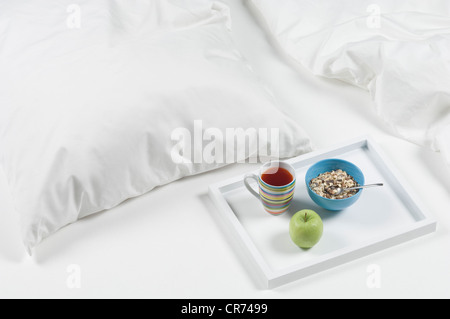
[0,0,312,253]
[247,0,450,166]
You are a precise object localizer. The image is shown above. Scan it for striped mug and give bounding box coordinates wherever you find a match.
[244,161,296,216]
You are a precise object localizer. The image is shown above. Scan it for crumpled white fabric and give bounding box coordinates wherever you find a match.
[0,0,312,253]
[247,0,450,165]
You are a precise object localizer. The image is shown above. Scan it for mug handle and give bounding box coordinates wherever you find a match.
[244,173,260,199]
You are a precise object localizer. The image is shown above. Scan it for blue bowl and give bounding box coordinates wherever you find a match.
[305,159,365,211]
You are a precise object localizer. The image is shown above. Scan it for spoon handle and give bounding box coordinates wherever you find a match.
[347,183,384,191]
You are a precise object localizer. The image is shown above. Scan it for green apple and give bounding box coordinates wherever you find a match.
[289,209,323,249]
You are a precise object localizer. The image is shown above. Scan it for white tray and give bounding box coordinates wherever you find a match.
[208,136,437,289]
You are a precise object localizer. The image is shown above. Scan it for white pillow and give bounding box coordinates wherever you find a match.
[0,0,312,253]
[247,0,450,165]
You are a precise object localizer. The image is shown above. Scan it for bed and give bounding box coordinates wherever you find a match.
[0,0,449,299]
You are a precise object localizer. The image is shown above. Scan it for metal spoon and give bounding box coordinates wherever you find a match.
[326,183,384,196]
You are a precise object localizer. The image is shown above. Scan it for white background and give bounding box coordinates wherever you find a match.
[1,0,449,298]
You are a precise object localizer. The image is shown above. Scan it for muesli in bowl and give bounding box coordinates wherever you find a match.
[305,159,365,211]
[309,169,360,199]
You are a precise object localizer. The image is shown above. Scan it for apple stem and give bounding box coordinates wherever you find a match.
[304,212,308,222]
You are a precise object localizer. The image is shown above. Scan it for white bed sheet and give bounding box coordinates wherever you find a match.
[1,0,449,298]
[246,0,450,166]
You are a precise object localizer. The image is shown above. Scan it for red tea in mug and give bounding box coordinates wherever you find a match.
[261,167,293,187]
